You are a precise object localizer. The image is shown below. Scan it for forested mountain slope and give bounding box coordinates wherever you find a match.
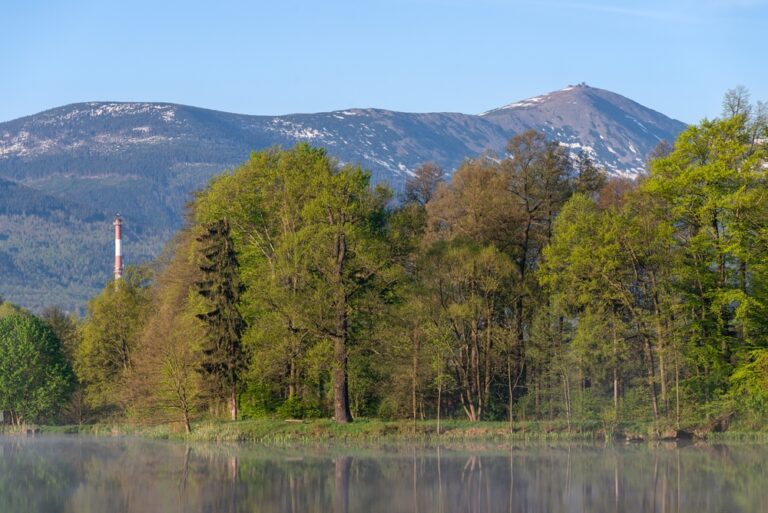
[0,85,686,311]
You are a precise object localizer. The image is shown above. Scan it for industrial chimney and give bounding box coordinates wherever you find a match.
[113,214,123,280]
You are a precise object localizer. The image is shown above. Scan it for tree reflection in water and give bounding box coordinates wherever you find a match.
[0,437,766,513]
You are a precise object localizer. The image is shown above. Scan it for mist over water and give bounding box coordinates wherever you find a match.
[0,436,765,513]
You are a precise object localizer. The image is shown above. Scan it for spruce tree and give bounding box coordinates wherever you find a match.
[195,219,245,421]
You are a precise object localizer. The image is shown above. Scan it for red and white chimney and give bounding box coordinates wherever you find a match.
[113,214,123,280]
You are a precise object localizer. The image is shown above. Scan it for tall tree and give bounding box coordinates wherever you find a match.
[645,114,768,406]
[195,219,246,421]
[76,266,152,411]
[426,131,576,416]
[195,144,397,423]
[41,306,88,424]
[418,240,513,421]
[128,230,206,432]
[299,162,394,423]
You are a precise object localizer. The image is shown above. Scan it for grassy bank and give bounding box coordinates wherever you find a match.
[4,414,766,444]
[5,417,756,444]
[3,419,603,443]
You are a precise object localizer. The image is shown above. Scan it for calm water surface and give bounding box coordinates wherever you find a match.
[1,435,766,513]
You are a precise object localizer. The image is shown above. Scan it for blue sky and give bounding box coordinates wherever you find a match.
[2,0,766,124]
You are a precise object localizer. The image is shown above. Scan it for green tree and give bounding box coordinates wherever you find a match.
[279,154,395,423]
[539,195,625,418]
[539,192,674,425]
[128,230,206,432]
[0,313,73,424]
[418,240,513,421]
[0,300,25,319]
[426,131,575,418]
[645,115,768,407]
[194,144,397,423]
[41,306,89,424]
[76,266,152,412]
[41,306,80,361]
[195,219,246,421]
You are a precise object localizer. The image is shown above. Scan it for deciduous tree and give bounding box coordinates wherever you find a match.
[0,313,73,424]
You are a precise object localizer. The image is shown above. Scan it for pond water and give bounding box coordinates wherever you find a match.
[0,436,766,512]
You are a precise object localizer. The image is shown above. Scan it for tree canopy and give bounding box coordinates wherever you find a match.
[24,89,768,434]
[0,313,73,424]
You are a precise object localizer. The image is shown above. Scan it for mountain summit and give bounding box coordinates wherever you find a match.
[481,84,685,175]
[0,86,686,311]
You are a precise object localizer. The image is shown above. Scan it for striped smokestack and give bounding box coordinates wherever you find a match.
[114,214,123,280]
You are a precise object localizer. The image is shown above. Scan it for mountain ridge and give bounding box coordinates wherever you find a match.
[0,84,687,312]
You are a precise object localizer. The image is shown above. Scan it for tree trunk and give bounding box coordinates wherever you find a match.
[436,355,442,435]
[513,296,526,401]
[652,287,669,415]
[333,331,353,423]
[412,330,419,428]
[675,354,681,431]
[611,317,620,418]
[230,378,237,421]
[507,356,514,428]
[562,372,572,433]
[533,366,540,420]
[470,318,482,420]
[333,231,353,424]
[657,326,669,415]
[289,358,296,399]
[456,356,477,421]
[643,336,659,427]
[483,305,493,414]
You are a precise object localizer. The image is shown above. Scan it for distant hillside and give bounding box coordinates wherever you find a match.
[0,84,686,312]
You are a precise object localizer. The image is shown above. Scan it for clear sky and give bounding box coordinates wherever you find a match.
[2,0,766,124]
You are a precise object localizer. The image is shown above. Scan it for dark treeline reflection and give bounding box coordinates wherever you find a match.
[1,437,767,513]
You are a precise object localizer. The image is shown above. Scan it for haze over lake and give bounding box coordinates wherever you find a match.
[1,436,766,513]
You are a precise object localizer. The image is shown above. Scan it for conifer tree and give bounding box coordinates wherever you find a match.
[195,219,246,421]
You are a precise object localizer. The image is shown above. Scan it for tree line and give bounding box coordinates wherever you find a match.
[1,88,766,434]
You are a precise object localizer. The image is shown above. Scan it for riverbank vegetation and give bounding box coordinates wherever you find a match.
[1,89,766,439]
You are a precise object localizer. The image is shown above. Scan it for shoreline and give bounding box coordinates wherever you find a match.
[4,418,768,444]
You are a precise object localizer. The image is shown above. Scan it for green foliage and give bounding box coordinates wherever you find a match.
[124,230,207,432]
[41,306,80,360]
[274,396,323,419]
[22,89,768,433]
[75,266,152,411]
[645,114,768,406]
[193,143,399,423]
[194,219,245,421]
[0,313,73,423]
[530,108,768,429]
[0,301,26,319]
[729,349,768,416]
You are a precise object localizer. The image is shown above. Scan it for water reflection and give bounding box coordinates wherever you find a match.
[0,436,766,513]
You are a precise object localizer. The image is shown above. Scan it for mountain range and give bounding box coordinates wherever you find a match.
[0,84,687,312]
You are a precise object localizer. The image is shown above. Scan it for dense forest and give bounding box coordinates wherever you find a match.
[1,89,766,435]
